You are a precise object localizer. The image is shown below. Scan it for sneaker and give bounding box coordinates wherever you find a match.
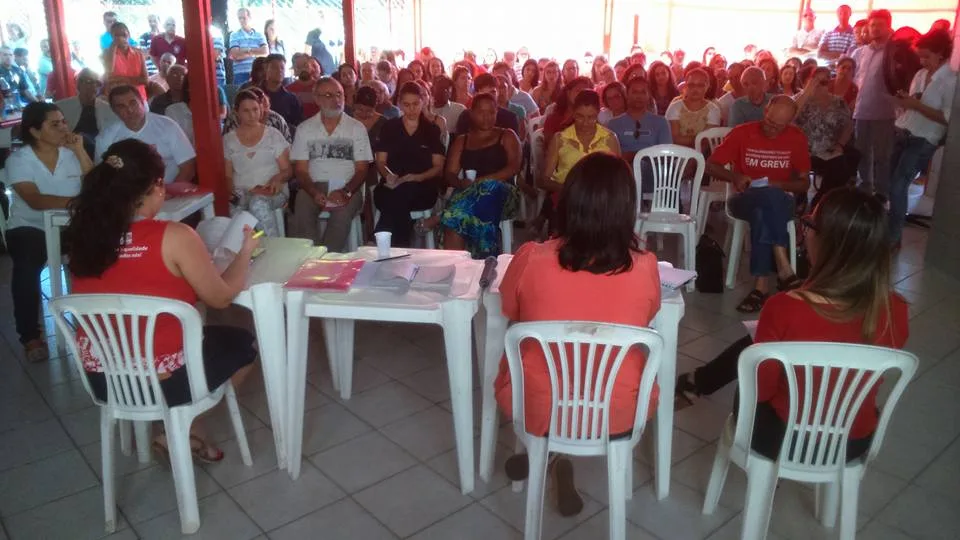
[24,339,49,363]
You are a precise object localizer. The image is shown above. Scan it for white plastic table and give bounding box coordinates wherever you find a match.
[233,237,324,472]
[476,254,685,500]
[284,248,483,492]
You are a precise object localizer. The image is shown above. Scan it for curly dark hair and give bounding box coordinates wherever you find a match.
[65,139,166,277]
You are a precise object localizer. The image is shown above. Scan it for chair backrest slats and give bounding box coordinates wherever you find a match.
[579,342,597,437]
[693,127,732,156]
[49,294,207,415]
[506,322,664,446]
[735,342,918,472]
[632,144,705,217]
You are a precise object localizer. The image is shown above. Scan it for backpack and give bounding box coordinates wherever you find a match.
[695,234,725,293]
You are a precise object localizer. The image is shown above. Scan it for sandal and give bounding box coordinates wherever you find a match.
[736,290,768,314]
[150,434,224,466]
[24,339,49,363]
[190,435,224,464]
[674,373,700,411]
[778,274,803,292]
[551,456,584,517]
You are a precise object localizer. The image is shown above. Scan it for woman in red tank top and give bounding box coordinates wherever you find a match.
[66,139,261,463]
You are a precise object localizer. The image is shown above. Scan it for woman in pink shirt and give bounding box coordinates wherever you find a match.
[495,152,662,516]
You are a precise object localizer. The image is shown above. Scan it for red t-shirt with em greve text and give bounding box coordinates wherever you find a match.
[708,121,812,184]
[754,292,910,440]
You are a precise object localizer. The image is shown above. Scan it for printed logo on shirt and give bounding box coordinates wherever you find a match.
[118,231,148,259]
[744,148,793,169]
[309,138,355,161]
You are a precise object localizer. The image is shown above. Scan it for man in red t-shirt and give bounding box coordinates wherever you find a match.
[706,95,811,313]
[286,56,321,119]
[150,17,187,66]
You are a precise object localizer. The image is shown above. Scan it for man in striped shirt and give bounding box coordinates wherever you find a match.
[228,8,267,85]
[818,5,857,66]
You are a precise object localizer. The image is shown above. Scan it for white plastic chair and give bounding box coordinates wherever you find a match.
[633,144,705,292]
[723,183,797,289]
[49,294,253,535]
[527,115,545,139]
[504,322,663,540]
[702,342,918,540]
[693,127,733,237]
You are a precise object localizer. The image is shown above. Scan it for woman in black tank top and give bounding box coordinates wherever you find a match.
[435,93,522,257]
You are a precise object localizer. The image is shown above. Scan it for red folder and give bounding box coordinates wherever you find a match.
[283,259,366,291]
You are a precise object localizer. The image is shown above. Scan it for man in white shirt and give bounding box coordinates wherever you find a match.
[95,84,196,183]
[788,10,825,58]
[887,30,956,247]
[290,77,373,251]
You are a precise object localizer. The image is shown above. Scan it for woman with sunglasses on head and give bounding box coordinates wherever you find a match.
[66,139,261,463]
[675,188,909,460]
[794,67,858,209]
[496,152,662,517]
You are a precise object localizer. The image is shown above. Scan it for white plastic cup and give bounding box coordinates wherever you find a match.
[374,231,392,258]
[465,169,477,182]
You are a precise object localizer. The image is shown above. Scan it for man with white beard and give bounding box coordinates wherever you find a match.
[289,77,372,251]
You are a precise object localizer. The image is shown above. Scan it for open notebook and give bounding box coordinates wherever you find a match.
[657,263,698,290]
[197,211,264,270]
[353,260,457,294]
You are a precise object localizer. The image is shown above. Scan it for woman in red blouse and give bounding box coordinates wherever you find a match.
[496,152,662,516]
[66,139,261,463]
[675,188,908,460]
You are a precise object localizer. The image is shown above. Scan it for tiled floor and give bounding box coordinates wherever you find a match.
[1,224,959,540]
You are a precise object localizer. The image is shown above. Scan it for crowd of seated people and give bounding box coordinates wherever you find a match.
[6,6,953,526]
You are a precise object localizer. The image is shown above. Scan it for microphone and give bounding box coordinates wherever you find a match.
[479,256,498,289]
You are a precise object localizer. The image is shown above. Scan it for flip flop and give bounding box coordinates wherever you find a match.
[189,435,224,464]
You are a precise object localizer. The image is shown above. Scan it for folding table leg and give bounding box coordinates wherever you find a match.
[652,307,680,500]
[284,290,311,478]
[250,283,289,471]
[441,302,476,495]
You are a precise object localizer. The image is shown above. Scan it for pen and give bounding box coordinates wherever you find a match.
[251,230,265,239]
[374,253,411,262]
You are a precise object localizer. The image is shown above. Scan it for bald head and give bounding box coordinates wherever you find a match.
[761,95,798,138]
[741,66,767,102]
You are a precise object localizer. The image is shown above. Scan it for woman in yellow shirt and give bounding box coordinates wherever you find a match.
[540,89,621,194]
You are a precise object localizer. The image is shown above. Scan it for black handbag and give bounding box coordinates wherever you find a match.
[695,235,725,293]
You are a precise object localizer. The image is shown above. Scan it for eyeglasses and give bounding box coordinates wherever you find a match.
[316,92,343,99]
[801,215,818,232]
